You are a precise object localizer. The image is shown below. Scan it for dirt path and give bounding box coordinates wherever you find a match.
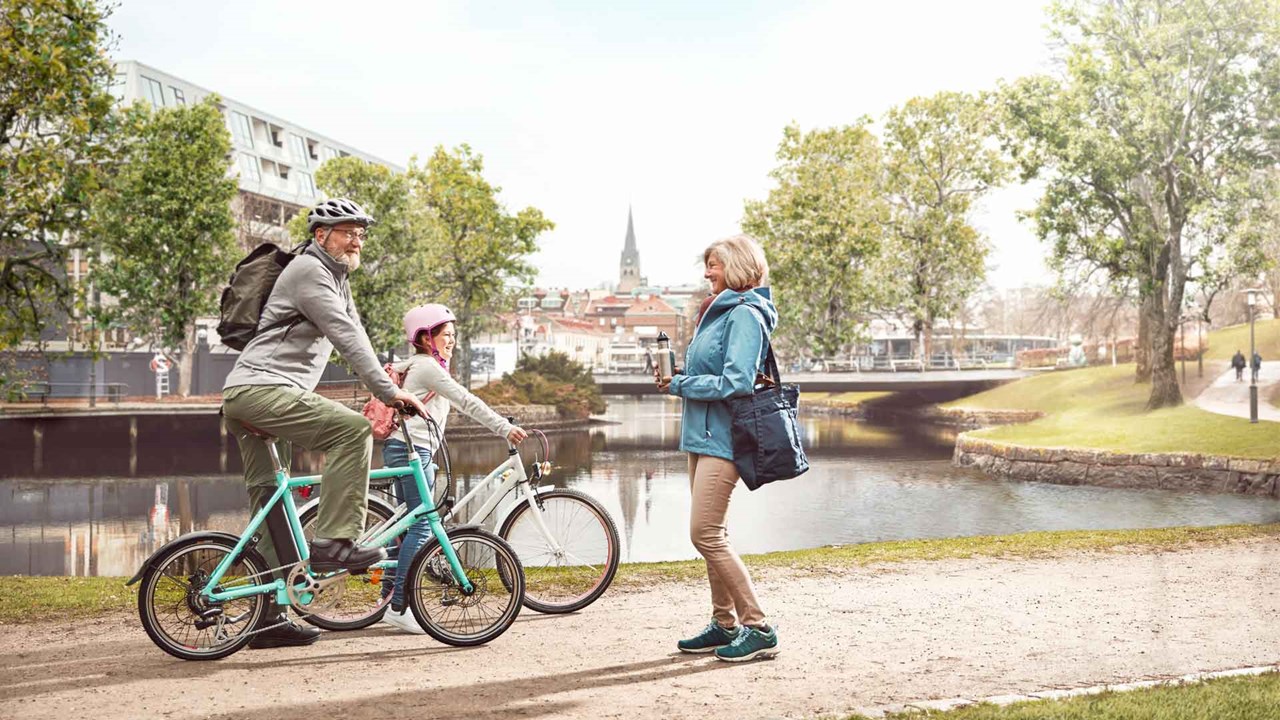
[4,541,1279,720]
[1194,363,1280,422]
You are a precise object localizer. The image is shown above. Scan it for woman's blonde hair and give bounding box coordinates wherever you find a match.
[704,234,769,291]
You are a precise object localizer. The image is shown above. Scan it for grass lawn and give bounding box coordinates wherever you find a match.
[6,523,1277,625]
[944,363,1280,458]
[849,672,1280,719]
[1203,318,1280,361]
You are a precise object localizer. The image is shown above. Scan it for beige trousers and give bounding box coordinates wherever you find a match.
[688,453,766,628]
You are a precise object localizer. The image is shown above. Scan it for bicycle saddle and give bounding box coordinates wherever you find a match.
[236,420,277,441]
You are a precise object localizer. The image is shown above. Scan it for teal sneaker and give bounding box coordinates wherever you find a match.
[714,625,779,662]
[677,621,740,654]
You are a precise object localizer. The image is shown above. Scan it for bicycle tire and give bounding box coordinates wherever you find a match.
[297,496,398,631]
[498,488,620,614]
[137,536,269,661]
[406,528,523,647]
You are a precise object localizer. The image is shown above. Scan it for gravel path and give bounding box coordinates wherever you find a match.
[3,540,1279,719]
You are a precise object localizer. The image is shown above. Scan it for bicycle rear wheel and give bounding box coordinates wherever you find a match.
[136,536,269,661]
[499,488,620,614]
[406,528,523,646]
[298,497,397,630]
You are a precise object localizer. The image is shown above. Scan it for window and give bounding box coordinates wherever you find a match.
[142,76,165,107]
[268,124,284,148]
[237,153,261,182]
[296,171,316,197]
[306,138,320,161]
[289,134,309,167]
[319,145,340,163]
[227,111,253,148]
[171,87,186,105]
[277,163,290,180]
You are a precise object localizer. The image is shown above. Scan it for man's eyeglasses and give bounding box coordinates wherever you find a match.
[329,228,368,242]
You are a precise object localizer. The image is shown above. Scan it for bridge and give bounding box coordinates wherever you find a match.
[592,369,1031,395]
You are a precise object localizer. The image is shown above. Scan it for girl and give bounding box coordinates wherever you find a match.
[380,303,528,633]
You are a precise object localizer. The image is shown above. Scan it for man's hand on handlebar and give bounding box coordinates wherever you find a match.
[507,425,528,445]
[389,388,429,418]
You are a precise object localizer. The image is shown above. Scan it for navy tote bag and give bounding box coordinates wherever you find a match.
[728,341,809,490]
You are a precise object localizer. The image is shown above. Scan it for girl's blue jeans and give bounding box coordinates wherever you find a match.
[380,439,434,611]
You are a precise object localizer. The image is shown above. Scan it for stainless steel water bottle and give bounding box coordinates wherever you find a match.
[656,332,674,381]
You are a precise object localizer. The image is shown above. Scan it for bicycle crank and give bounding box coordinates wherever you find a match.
[285,562,348,614]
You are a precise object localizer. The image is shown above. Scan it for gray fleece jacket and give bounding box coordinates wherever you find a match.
[223,242,398,403]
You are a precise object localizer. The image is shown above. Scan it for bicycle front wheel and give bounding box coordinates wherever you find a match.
[298,496,397,631]
[406,528,523,646]
[136,536,269,661]
[498,488,620,614]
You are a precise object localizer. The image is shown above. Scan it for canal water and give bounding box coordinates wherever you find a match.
[3,397,1279,576]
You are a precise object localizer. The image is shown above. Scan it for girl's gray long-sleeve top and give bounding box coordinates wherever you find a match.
[392,355,514,454]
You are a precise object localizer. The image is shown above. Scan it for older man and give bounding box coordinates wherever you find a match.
[222,197,427,648]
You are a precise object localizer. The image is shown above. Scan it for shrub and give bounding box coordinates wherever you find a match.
[472,351,606,419]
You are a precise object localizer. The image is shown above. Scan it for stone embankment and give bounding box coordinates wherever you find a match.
[824,402,1043,429]
[445,403,596,437]
[954,435,1280,497]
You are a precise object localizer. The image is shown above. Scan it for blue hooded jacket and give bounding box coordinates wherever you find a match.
[668,287,778,460]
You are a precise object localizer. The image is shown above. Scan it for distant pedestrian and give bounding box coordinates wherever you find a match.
[1252,352,1262,383]
[1232,350,1247,382]
[643,347,655,375]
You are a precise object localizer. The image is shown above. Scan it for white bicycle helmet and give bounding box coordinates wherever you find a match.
[307,197,376,233]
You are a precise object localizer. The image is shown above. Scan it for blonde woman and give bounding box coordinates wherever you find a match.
[656,234,779,662]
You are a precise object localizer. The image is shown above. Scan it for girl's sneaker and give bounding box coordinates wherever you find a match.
[714,625,779,662]
[677,621,740,653]
[382,607,425,635]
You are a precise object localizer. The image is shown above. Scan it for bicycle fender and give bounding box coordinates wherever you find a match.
[124,531,246,586]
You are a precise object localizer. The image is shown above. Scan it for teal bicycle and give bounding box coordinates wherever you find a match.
[127,408,525,660]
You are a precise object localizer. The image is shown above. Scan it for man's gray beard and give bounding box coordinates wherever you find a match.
[321,243,361,272]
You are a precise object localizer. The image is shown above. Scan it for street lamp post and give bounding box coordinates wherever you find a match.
[1179,315,1186,386]
[1247,288,1259,424]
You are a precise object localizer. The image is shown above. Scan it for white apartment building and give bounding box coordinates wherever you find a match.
[50,61,402,352]
[112,61,402,247]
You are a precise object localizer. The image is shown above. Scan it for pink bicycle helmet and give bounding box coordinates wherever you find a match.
[403,304,457,347]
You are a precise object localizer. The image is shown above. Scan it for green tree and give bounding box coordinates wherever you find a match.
[1003,0,1280,409]
[91,98,238,396]
[285,156,423,355]
[0,0,116,359]
[742,122,888,362]
[881,91,1010,365]
[412,145,554,387]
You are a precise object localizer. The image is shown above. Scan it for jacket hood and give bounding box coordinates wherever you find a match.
[699,287,778,334]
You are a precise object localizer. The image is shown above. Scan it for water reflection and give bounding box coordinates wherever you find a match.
[3,397,1279,576]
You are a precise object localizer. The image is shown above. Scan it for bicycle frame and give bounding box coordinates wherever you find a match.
[358,442,565,562]
[201,420,475,608]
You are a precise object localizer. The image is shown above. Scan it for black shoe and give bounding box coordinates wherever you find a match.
[310,538,388,573]
[248,614,320,649]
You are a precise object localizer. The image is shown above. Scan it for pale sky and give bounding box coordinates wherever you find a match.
[108,0,1055,291]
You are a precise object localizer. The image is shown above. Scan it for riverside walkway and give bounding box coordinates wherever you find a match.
[595,368,1030,395]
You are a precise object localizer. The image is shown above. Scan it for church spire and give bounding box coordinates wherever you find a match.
[624,206,637,254]
[618,206,641,294]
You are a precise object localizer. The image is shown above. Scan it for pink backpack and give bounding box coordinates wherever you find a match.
[362,360,434,441]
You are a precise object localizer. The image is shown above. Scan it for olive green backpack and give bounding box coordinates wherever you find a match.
[215,241,307,351]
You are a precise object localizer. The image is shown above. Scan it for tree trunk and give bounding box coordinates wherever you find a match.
[456,335,472,389]
[176,325,197,397]
[1146,295,1182,410]
[1135,295,1152,383]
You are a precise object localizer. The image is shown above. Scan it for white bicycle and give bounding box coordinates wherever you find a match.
[296,426,620,630]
